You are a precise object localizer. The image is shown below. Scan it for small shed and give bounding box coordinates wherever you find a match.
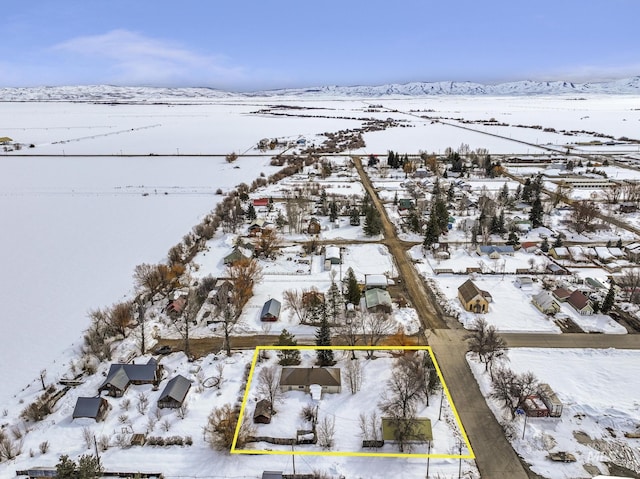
[307,218,321,235]
[325,246,341,264]
[253,399,272,424]
[515,277,534,289]
[382,417,433,443]
[260,298,281,322]
[523,395,549,417]
[157,375,191,409]
[72,397,109,422]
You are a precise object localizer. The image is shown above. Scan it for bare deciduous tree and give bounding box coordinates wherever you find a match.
[317,415,336,449]
[203,404,255,451]
[466,317,508,379]
[257,366,281,415]
[570,200,600,234]
[283,289,305,323]
[344,359,363,394]
[361,311,395,359]
[490,368,539,419]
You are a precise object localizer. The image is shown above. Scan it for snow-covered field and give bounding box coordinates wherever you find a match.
[2,94,640,478]
[469,348,640,478]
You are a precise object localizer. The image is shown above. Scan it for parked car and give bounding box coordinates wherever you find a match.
[154,345,172,355]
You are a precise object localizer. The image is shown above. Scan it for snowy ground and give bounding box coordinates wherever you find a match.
[2,96,640,478]
[468,348,640,479]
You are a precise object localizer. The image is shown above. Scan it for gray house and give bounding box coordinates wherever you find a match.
[98,358,160,397]
[72,397,109,422]
[157,375,191,409]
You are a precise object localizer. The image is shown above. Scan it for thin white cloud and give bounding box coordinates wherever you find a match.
[52,29,248,87]
[533,64,640,83]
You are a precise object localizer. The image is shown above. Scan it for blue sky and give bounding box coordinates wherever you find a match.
[1,0,639,90]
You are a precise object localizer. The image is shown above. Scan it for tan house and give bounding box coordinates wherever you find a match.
[531,291,561,315]
[279,367,341,394]
[567,290,594,315]
[457,279,491,313]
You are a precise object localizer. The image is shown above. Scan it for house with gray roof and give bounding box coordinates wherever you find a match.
[279,367,341,394]
[98,358,161,397]
[260,298,281,322]
[72,397,109,422]
[532,291,560,315]
[157,374,191,409]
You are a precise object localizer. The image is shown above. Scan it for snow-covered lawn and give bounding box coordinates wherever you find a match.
[469,348,640,478]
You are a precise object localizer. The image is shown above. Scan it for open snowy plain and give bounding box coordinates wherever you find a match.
[2,91,640,478]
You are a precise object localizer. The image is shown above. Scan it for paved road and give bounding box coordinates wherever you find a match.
[429,329,533,478]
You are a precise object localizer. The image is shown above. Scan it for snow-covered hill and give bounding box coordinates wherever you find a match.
[1,77,640,101]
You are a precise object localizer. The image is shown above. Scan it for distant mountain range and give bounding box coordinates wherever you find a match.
[1,77,640,101]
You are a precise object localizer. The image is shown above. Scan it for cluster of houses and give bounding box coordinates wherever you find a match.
[457,278,597,316]
[71,358,192,422]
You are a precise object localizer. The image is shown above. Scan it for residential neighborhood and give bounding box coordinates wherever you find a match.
[3,91,640,479]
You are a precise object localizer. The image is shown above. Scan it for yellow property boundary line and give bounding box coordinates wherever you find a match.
[231,345,475,460]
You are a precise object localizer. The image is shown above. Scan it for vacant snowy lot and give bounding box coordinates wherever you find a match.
[469,348,640,478]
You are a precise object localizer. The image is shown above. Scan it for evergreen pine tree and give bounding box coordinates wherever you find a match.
[326,279,344,323]
[423,215,440,249]
[393,191,398,205]
[246,203,257,221]
[616,238,623,248]
[407,210,421,234]
[344,268,361,305]
[363,207,382,236]
[277,329,301,365]
[56,455,77,479]
[329,201,339,222]
[540,237,550,253]
[601,285,615,313]
[529,196,544,227]
[315,316,334,366]
[349,207,360,226]
[506,231,520,246]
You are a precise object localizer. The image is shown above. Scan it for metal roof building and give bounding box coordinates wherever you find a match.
[158,375,192,409]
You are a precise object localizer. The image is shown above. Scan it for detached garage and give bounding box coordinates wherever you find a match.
[157,375,192,409]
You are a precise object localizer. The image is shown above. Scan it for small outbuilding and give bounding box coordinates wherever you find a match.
[382,417,433,443]
[72,397,109,422]
[325,246,341,264]
[365,274,388,290]
[253,399,272,424]
[157,375,191,409]
[260,298,281,322]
